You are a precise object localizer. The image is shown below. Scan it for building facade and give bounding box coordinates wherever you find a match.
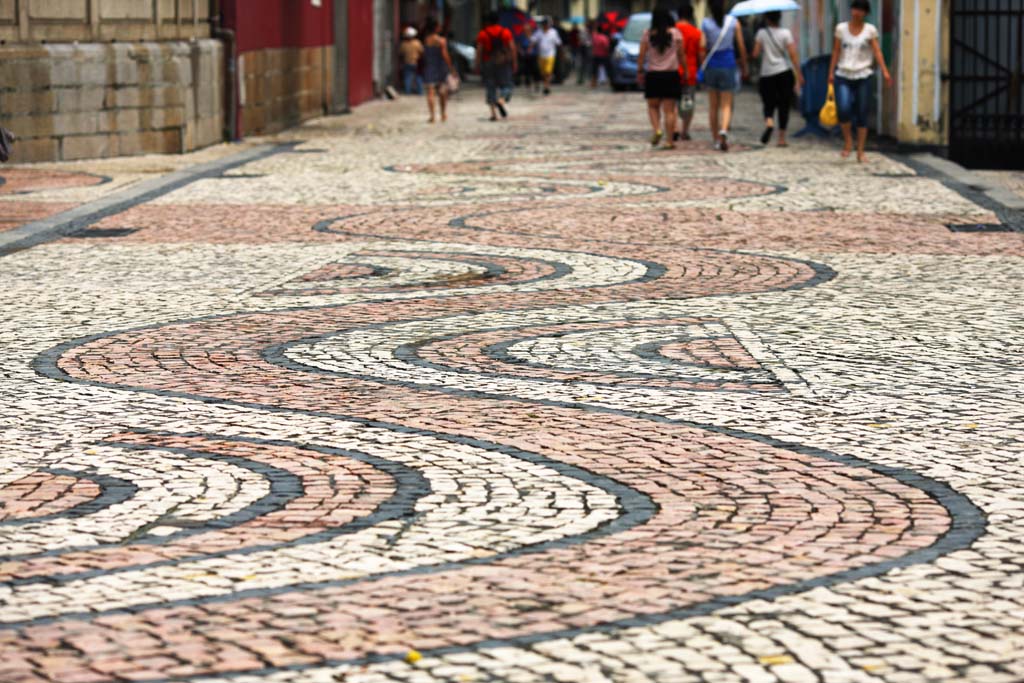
[0,0,393,162]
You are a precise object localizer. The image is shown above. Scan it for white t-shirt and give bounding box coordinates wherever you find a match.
[755,27,793,77]
[531,28,562,58]
[835,22,878,79]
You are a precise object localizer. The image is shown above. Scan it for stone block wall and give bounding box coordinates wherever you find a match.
[0,40,224,162]
[238,46,334,137]
[0,0,211,43]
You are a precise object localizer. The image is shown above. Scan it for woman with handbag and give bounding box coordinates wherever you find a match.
[700,0,748,151]
[751,11,804,147]
[827,0,892,162]
[421,17,455,123]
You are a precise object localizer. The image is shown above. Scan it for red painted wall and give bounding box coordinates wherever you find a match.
[347,1,375,106]
[221,0,334,53]
[221,0,377,110]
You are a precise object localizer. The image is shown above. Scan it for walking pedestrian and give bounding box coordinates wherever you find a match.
[637,8,688,150]
[574,21,592,85]
[398,27,424,95]
[701,0,748,151]
[531,18,562,95]
[476,11,517,121]
[751,11,804,146]
[590,24,611,88]
[421,17,454,123]
[519,24,541,92]
[828,0,892,162]
[675,3,704,141]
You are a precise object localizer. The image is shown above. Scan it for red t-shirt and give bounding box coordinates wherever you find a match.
[676,21,702,86]
[591,31,610,58]
[477,25,513,60]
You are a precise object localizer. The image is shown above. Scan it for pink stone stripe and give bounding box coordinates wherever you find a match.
[0,474,101,523]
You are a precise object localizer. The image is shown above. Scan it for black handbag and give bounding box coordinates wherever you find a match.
[0,127,14,163]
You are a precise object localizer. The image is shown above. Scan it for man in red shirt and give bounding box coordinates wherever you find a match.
[476,11,518,120]
[675,2,705,140]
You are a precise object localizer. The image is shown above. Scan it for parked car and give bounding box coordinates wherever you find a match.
[609,12,650,91]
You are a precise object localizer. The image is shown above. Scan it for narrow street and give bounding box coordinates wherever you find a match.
[1,84,1022,683]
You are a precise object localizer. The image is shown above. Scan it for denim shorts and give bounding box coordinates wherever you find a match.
[703,66,736,92]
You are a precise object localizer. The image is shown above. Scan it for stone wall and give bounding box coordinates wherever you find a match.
[238,46,333,137]
[0,40,224,162]
[0,0,211,42]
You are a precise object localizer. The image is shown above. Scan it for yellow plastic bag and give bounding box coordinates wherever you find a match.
[819,83,839,127]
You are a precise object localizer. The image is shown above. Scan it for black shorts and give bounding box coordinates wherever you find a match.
[644,70,682,100]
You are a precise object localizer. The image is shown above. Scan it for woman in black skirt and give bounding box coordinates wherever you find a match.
[637,8,688,149]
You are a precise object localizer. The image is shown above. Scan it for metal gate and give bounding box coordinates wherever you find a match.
[949,0,1024,169]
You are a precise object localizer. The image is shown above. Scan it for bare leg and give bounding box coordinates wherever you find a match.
[681,111,693,137]
[856,127,869,162]
[439,87,448,122]
[840,123,853,157]
[708,90,721,143]
[426,85,437,122]
[647,99,662,132]
[661,99,677,148]
[718,91,734,135]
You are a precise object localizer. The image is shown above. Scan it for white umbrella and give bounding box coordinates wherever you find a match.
[730,0,801,17]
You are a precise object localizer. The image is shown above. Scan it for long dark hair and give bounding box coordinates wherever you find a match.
[649,8,674,51]
[422,16,439,37]
[709,0,726,26]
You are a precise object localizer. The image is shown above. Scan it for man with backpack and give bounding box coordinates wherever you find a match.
[476,11,517,120]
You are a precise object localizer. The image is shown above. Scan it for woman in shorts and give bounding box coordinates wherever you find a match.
[636,8,688,149]
[701,0,748,151]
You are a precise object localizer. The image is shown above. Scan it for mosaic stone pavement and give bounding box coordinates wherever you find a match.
[1,87,1023,683]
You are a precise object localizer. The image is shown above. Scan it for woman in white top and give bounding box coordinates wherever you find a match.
[827,0,892,162]
[751,11,804,147]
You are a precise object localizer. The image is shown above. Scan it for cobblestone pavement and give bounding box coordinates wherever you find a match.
[1,86,1023,683]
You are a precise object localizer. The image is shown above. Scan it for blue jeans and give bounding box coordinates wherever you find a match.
[835,75,872,129]
[704,66,737,92]
[485,81,512,105]
[402,64,422,95]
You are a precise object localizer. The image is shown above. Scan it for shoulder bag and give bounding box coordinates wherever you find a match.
[697,15,734,85]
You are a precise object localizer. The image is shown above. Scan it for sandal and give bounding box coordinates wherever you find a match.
[650,129,663,146]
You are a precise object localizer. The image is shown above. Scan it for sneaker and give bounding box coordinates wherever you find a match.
[713,140,722,151]
[719,131,729,152]
[496,101,508,119]
[760,126,773,144]
[651,130,663,146]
